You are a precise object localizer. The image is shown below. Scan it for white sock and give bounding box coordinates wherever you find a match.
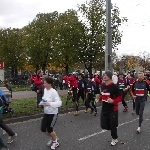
[137,127,140,130]
[53,139,57,143]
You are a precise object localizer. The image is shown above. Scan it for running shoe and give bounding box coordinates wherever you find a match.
[136,127,140,134]
[94,112,98,116]
[90,109,94,114]
[47,138,52,146]
[110,139,118,146]
[132,110,135,114]
[74,111,79,116]
[123,106,128,112]
[84,108,89,113]
[51,141,59,150]
[7,133,17,144]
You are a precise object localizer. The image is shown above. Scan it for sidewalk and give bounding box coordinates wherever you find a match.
[12,90,68,99]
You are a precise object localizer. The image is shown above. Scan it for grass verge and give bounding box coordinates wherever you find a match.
[2,95,85,119]
[3,93,131,119]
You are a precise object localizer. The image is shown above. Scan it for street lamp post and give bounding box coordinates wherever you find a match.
[105,0,112,72]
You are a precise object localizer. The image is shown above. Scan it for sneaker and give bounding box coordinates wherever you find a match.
[2,130,6,135]
[132,110,135,114]
[123,106,128,112]
[51,141,59,150]
[136,127,140,133]
[94,112,98,116]
[47,139,52,146]
[90,109,94,114]
[7,133,17,144]
[110,139,118,146]
[74,111,79,116]
[84,108,89,113]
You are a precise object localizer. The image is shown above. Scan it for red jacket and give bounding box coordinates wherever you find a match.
[127,77,136,86]
[94,77,101,87]
[34,75,42,90]
[68,75,78,88]
[63,75,68,84]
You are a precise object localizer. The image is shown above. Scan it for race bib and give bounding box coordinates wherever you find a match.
[135,89,144,96]
[119,84,125,89]
[87,88,91,93]
[101,92,110,102]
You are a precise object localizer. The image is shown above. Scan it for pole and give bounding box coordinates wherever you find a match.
[105,0,112,72]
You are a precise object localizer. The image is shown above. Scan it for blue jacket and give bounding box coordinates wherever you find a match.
[0,90,8,114]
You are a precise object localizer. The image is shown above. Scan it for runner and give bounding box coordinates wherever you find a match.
[130,72,150,133]
[74,73,87,116]
[93,73,101,100]
[128,74,136,114]
[34,70,43,107]
[85,75,97,116]
[117,73,129,112]
[68,72,78,115]
[39,77,62,149]
[0,90,17,144]
[97,71,122,146]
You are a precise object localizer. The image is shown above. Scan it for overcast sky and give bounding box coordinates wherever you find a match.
[0,0,150,56]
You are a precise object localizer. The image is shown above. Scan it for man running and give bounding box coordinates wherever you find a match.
[130,72,150,133]
[39,77,62,149]
[85,75,97,116]
[74,73,87,115]
[97,71,122,146]
[68,72,78,115]
[117,73,129,112]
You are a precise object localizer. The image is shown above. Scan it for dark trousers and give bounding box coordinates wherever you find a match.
[133,98,135,110]
[0,119,15,136]
[101,111,118,139]
[122,93,127,107]
[37,93,42,107]
[76,90,86,111]
[85,94,97,112]
[59,82,63,90]
[72,88,78,111]
[0,136,7,149]
[135,101,145,127]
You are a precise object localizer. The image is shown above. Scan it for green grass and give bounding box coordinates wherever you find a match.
[11,85,31,92]
[2,95,85,119]
[2,93,132,119]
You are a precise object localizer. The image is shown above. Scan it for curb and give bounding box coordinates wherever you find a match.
[4,105,96,124]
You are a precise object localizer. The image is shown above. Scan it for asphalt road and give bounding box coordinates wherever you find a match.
[1,99,150,150]
[12,90,68,99]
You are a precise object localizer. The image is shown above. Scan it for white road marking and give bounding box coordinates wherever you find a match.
[78,118,139,141]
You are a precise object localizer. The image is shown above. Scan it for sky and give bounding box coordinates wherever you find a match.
[0,0,150,57]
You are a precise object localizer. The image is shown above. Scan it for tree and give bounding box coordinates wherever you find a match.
[0,28,26,77]
[24,12,59,73]
[77,0,127,74]
[51,9,84,74]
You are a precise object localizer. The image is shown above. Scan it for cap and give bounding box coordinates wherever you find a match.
[72,72,76,75]
[104,71,112,79]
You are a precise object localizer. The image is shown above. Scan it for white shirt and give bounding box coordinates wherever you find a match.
[112,75,118,84]
[40,88,62,114]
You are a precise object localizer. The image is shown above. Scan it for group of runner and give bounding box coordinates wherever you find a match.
[27,70,150,149]
[63,70,150,146]
[1,70,149,150]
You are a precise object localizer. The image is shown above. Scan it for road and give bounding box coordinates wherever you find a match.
[12,90,68,99]
[2,99,150,150]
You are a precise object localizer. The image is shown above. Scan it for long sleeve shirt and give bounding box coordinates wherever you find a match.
[40,88,62,114]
